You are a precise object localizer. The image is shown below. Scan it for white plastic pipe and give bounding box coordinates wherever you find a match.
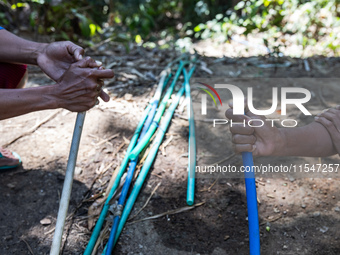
[50,112,86,255]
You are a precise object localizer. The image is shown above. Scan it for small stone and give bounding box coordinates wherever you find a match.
[4,235,12,241]
[124,93,133,101]
[320,226,329,233]
[7,183,16,189]
[75,167,82,175]
[274,208,280,213]
[283,245,288,249]
[313,211,321,217]
[334,207,340,212]
[301,204,306,209]
[283,210,287,215]
[139,244,143,249]
[40,218,51,225]
[224,235,230,240]
[289,177,295,182]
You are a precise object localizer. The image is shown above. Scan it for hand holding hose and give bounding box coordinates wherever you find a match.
[225,103,283,157]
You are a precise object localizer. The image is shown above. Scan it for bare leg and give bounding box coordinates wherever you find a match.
[0,66,27,168]
[17,69,28,88]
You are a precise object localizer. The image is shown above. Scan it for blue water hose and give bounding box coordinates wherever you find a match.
[242,151,260,255]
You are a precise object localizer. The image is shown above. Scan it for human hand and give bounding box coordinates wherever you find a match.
[225,103,283,156]
[37,41,102,81]
[52,57,114,112]
[314,106,340,155]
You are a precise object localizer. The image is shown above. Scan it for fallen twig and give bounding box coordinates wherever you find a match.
[128,201,205,225]
[95,133,120,147]
[260,215,282,225]
[20,238,35,255]
[210,153,236,166]
[129,182,162,221]
[91,225,110,255]
[160,135,173,156]
[3,109,62,147]
[199,178,218,192]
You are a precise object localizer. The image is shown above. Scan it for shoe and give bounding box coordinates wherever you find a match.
[0,148,22,170]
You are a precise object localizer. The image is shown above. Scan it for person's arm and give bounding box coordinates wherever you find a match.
[0,57,114,120]
[315,106,340,155]
[0,29,85,81]
[0,86,57,119]
[0,29,48,65]
[275,122,335,157]
[225,108,337,157]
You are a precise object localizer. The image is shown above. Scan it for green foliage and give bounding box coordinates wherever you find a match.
[1,0,340,55]
[109,0,231,41]
[192,0,340,56]
[0,0,107,41]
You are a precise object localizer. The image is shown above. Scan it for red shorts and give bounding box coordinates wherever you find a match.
[0,62,27,89]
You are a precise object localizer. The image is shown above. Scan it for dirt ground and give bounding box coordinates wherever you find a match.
[1,44,340,255]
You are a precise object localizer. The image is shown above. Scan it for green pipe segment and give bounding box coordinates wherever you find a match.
[112,65,196,248]
[183,67,197,206]
[128,61,187,160]
[84,69,171,255]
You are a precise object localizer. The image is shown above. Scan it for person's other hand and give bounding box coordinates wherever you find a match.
[37,41,102,81]
[315,106,340,155]
[53,57,114,112]
[225,103,283,156]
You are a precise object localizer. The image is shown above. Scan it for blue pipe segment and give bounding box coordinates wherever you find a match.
[242,151,260,255]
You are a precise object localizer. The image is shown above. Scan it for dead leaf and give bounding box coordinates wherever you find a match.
[88,198,105,230]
